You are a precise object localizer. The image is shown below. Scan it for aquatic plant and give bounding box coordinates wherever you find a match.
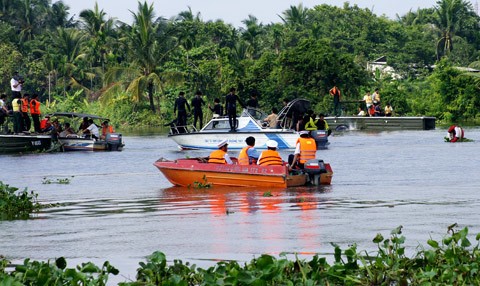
[191,175,212,189]
[42,176,74,184]
[2,226,480,285]
[0,182,41,220]
[0,257,118,285]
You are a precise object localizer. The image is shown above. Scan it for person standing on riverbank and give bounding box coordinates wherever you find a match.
[329,85,341,117]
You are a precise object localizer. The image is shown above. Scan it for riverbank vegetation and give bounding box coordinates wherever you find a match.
[1,0,479,127]
[0,182,41,220]
[1,225,480,285]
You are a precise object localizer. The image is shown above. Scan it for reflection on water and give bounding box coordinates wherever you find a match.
[1,128,480,283]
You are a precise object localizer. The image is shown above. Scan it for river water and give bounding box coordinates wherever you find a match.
[1,128,479,283]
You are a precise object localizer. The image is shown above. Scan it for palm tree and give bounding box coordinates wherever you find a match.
[103,1,179,113]
[49,27,88,94]
[48,1,76,28]
[79,3,116,74]
[279,4,309,27]
[434,0,473,60]
[240,15,263,59]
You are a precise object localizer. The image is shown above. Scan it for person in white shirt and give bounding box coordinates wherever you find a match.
[83,119,99,139]
[11,72,23,98]
[357,107,366,116]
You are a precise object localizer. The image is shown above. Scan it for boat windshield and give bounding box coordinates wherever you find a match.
[242,108,267,121]
[202,118,231,131]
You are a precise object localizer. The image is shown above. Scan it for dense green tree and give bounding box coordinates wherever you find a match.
[433,0,474,60]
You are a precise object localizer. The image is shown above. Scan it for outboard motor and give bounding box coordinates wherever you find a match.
[303,159,327,185]
[106,133,123,151]
[310,130,329,150]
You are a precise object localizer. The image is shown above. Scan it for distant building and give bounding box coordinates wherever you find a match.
[366,56,401,80]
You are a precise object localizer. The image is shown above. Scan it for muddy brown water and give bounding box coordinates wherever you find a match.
[1,128,480,283]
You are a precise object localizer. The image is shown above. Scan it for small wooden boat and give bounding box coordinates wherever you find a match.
[0,133,52,154]
[154,157,333,188]
[47,112,124,152]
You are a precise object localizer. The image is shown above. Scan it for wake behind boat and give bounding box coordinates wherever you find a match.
[154,157,333,188]
[168,99,329,150]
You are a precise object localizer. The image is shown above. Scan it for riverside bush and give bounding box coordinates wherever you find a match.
[0,182,40,220]
[1,226,480,285]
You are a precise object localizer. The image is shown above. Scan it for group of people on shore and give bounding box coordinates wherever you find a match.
[0,72,115,140]
[207,131,316,171]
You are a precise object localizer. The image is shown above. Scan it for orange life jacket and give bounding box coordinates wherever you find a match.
[30,99,41,115]
[40,119,51,130]
[102,125,114,136]
[21,98,29,113]
[238,146,252,165]
[296,137,317,164]
[208,150,227,164]
[258,150,283,166]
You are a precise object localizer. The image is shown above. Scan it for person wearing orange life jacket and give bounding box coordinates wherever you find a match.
[257,140,284,166]
[30,94,42,133]
[208,139,233,164]
[20,93,31,132]
[40,115,53,133]
[288,130,317,170]
[238,136,259,165]
[100,120,115,140]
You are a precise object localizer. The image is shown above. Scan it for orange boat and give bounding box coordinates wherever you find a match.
[153,158,333,188]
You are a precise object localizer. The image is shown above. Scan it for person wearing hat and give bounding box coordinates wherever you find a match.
[208,139,233,164]
[288,130,316,170]
[257,139,283,166]
[238,136,259,165]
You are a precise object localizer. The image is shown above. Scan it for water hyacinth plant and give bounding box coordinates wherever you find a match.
[2,225,480,285]
[0,181,41,220]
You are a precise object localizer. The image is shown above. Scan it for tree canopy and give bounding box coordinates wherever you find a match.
[0,0,479,125]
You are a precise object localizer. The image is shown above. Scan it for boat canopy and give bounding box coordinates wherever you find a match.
[277,98,311,129]
[46,112,109,121]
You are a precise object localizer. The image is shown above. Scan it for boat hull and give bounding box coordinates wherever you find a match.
[58,138,124,151]
[169,131,329,150]
[0,134,52,154]
[57,134,124,152]
[326,116,436,130]
[154,158,333,188]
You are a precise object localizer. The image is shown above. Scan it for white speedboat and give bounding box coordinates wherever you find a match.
[168,99,329,150]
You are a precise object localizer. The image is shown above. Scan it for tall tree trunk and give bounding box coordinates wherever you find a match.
[148,81,155,113]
